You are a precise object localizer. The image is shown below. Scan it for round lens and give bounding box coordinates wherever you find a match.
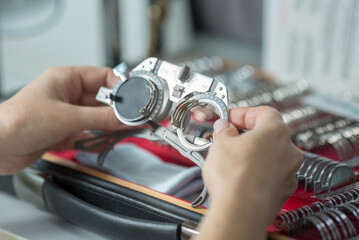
[114,77,157,122]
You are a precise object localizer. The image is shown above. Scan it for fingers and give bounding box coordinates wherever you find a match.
[71,66,119,93]
[213,119,240,140]
[282,177,299,204]
[213,106,284,141]
[213,119,229,133]
[41,66,120,107]
[78,93,101,106]
[44,66,118,94]
[229,106,283,130]
[71,105,131,132]
[290,145,304,176]
[213,106,283,139]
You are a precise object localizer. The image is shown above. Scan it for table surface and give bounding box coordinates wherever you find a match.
[0,190,108,240]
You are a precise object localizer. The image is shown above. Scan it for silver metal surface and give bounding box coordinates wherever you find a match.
[313,162,338,194]
[146,121,205,168]
[325,164,356,193]
[305,215,331,240]
[316,213,341,240]
[304,159,326,191]
[13,168,48,209]
[213,81,229,107]
[173,92,229,151]
[297,152,356,195]
[96,87,112,105]
[181,221,199,240]
[113,62,128,79]
[131,57,158,72]
[324,209,349,239]
[154,60,214,102]
[338,204,359,222]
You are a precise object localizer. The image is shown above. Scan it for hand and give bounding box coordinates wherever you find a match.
[194,106,303,240]
[0,66,129,175]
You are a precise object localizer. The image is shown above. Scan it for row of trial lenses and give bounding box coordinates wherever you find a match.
[295,118,355,150]
[326,125,359,162]
[282,105,337,135]
[296,152,356,194]
[298,208,357,240]
[305,124,359,162]
[274,188,359,234]
[282,106,319,125]
[231,80,311,110]
[297,200,359,239]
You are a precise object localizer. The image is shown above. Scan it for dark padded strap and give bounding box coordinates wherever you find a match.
[43,180,180,240]
[32,159,202,223]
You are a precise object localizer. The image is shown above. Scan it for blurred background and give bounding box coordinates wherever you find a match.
[1,1,359,239]
[0,0,358,101]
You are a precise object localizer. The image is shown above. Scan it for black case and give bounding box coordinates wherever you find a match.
[14,154,204,240]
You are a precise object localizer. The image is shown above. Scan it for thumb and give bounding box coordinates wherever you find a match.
[213,119,240,138]
[73,106,130,131]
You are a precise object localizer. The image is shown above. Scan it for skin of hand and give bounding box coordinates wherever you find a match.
[193,106,303,240]
[0,66,129,175]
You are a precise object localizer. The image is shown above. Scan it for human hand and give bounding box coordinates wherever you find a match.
[0,66,129,175]
[195,106,303,240]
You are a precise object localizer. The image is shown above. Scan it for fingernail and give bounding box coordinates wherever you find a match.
[213,119,229,133]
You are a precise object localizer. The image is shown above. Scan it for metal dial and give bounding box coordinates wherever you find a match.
[172,93,229,151]
[110,70,168,126]
[113,76,158,122]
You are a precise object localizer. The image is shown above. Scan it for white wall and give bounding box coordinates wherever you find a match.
[0,0,106,94]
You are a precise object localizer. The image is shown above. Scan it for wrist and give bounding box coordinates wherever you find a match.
[0,104,9,145]
[209,167,278,227]
[194,189,268,240]
[211,189,269,229]
[210,176,275,226]
[0,101,21,154]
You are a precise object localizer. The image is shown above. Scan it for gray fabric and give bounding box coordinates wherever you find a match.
[76,143,203,199]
